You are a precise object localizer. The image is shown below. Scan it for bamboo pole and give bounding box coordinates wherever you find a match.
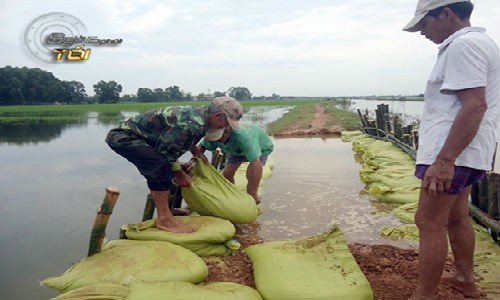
[487,173,500,219]
[88,187,120,257]
[142,193,155,221]
[469,203,500,238]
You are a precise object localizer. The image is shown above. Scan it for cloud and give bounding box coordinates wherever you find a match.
[1,0,499,97]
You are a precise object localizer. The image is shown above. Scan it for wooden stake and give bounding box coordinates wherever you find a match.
[88,187,120,257]
[142,193,155,221]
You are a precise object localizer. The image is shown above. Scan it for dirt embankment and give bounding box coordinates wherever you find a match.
[272,103,344,137]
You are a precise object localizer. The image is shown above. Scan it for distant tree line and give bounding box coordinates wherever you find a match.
[0,66,87,105]
[0,66,256,105]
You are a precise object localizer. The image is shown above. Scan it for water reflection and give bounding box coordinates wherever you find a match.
[0,120,87,145]
[349,99,424,125]
[94,111,126,125]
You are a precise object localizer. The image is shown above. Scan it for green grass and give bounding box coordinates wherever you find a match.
[0,99,324,124]
[266,103,318,134]
[266,100,361,135]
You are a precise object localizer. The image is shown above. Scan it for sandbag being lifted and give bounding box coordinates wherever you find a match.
[182,158,259,224]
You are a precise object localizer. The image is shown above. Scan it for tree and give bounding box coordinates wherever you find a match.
[62,80,87,103]
[93,80,122,103]
[137,88,157,102]
[165,85,183,101]
[213,91,225,97]
[227,86,252,100]
[153,88,165,101]
[0,66,82,105]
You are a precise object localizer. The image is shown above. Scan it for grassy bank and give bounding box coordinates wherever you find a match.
[0,98,360,133]
[266,100,360,135]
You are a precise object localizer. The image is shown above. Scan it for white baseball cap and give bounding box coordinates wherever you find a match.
[403,0,470,32]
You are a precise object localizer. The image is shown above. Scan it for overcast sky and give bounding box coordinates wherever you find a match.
[1,0,499,97]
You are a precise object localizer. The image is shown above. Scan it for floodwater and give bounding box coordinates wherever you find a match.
[258,137,409,246]
[0,103,413,300]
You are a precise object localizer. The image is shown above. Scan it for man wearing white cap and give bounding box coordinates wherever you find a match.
[106,96,243,233]
[403,1,500,299]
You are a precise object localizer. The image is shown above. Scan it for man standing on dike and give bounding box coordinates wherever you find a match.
[403,0,500,298]
[106,96,244,233]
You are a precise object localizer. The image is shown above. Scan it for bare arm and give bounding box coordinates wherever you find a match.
[423,87,487,194]
[246,159,263,203]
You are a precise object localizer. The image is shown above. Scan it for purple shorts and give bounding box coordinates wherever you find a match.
[415,164,485,194]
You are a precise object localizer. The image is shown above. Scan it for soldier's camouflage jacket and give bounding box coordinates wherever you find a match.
[106,106,209,171]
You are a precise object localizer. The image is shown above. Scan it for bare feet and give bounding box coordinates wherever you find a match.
[441,276,482,298]
[156,218,196,233]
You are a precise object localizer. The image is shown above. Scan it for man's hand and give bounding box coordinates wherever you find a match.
[190,146,209,164]
[173,169,192,187]
[422,161,454,195]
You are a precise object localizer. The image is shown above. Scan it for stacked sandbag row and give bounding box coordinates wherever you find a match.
[342,130,420,240]
[44,157,266,299]
[343,131,420,205]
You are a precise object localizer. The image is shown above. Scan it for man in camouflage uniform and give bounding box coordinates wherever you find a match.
[106,96,243,233]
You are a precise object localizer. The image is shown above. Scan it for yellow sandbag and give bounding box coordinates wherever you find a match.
[51,284,128,300]
[182,158,259,224]
[43,240,208,293]
[246,225,373,300]
[473,225,500,297]
[341,130,364,142]
[126,282,262,300]
[392,202,418,223]
[233,158,274,192]
[381,224,419,241]
[123,216,236,256]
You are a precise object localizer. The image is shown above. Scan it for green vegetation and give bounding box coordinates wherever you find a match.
[266,102,318,134]
[0,99,323,124]
[323,103,360,130]
[267,99,360,135]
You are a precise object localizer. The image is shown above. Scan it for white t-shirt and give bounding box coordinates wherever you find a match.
[416,27,500,170]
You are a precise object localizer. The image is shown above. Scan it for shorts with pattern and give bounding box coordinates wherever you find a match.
[415,164,485,194]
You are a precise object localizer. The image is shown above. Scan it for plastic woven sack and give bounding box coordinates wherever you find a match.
[43,240,208,293]
[123,216,236,256]
[127,282,262,300]
[182,158,259,224]
[246,225,373,300]
[51,284,128,300]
